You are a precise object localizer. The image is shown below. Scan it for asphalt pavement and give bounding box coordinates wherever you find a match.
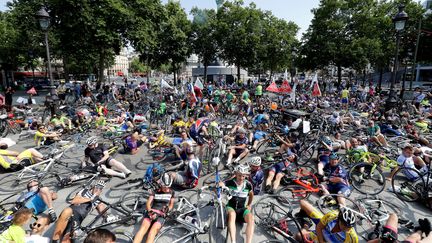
[0,98,431,242]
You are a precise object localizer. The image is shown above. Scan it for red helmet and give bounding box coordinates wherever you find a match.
[7,113,14,119]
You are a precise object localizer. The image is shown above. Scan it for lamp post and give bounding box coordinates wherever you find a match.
[36,7,55,97]
[290,47,297,82]
[386,4,409,110]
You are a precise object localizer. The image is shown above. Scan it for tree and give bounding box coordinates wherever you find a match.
[190,7,218,83]
[129,57,148,73]
[216,0,263,81]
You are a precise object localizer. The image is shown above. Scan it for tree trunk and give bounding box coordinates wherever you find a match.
[98,49,105,83]
[378,67,383,94]
[237,65,241,83]
[63,56,69,82]
[204,62,208,84]
[173,64,177,84]
[337,63,342,87]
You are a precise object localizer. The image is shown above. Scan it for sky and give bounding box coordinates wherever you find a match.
[0,0,320,38]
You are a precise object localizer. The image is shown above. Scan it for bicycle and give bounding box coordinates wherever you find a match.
[348,150,398,195]
[276,165,320,204]
[154,194,212,243]
[391,161,432,206]
[253,195,304,243]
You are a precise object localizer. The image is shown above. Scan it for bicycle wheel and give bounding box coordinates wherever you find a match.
[154,226,197,243]
[254,196,292,222]
[111,178,144,191]
[257,141,278,155]
[317,194,360,215]
[113,231,133,243]
[297,145,314,166]
[360,197,401,224]
[66,186,85,204]
[391,167,422,202]
[277,185,311,205]
[120,191,150,213]
[349,162,385,195]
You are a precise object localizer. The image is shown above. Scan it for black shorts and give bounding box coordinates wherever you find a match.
[143,211,166,225]
[234,148,246,157]
[58,94,66,100]
[226,207,250,223]
[70,205,90,225]
[191,135,205,146]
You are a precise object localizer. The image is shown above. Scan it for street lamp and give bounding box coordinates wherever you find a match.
[386,4,409,110]
[290,47,297,82]
[36,7,55,97]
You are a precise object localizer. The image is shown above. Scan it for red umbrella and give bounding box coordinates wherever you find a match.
[27,87,37,95]
[266,81,279,93]
[279,80,292,94]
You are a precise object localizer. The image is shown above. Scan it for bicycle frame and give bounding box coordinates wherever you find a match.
[260,201,300,242]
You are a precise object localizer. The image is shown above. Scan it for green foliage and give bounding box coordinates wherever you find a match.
[129,57,149,73]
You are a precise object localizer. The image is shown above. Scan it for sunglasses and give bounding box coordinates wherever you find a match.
[30,222,44,229]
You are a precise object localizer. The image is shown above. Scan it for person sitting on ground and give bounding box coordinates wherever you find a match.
[133,173,175,243]
[264,150,297,194]
[84,228,116,243]
[367,120,388,147]
[295,200,359,243]
[0,144,45,173]
[329,112,346,132]
[34,124,62,147]
[225,128,250,166]
[219,164,255,243]
[83,137,132,179]
[0,208,33,243]
[321,153,351,206]
[15,179,58,222]
[169,147,202,189]
[50,113,72,131]
[124,131,147,155]
[317,136,334,177]
[26,214,51,243]
[249,123,268,152]
[391,145,428,181]
[248,156,264,195]
[174,133,193,163]
[189,116,211,159]
[51,180,114,243]
[367,213,431,243]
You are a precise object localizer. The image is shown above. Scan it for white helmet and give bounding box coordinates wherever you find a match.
[338,207,357,227]
[249,157,261,166]
[160,173,173,187]
[86,137,98,146]
[235,164,250,175]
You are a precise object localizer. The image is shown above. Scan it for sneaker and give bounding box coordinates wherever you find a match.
[48,209,57,223]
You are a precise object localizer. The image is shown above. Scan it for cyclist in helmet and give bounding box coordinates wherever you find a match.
[225,127,250,166]
[321,153,351,206]
[264,150,297,194]
[248,157,264,195]
[316,136,334,178]
[169,146,202,188]
[219,164,254,243]
[295,200,359,243]
[133,173,175,243]
[189,116,211,159]
[82,137,131,179]
[51,180,115,243]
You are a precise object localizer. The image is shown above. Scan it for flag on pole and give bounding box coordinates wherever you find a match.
[284,69,288,80]
[279,80,292,94]
[194,78,204,90]
[310,73,318,90]
[312,82,322,97]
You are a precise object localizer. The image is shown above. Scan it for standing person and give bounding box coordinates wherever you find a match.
[0,208,33,243]
[255,83,263,100]
[4,86,14,112]
[341,87,349,109]
[220,165,255,243]
[57,81,66,105]
[413,87,426,110]
[74,82,81,103]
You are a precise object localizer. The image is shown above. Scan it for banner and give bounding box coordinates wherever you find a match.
[312,82,322,97]
[26,87,37,95]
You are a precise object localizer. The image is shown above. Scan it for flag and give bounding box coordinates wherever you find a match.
[187,83,197,104]
[26,87,37,95]
[310,73,318,90]
[284,69,288,80]
[194,78,204,90]
[161,79,173,90]
[266,81,279,93]
[312,82,322,97]
[279,79,292,94]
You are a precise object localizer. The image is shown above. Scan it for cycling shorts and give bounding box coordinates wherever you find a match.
[319,155,330,165]
[24,194,47,215]
[143,210,166,225]
[190,134,205,146]
[341,98,348,104]
[226,206,250,223]
[327,183,351,197]
[269,162,288,174]
[381,225,398,243]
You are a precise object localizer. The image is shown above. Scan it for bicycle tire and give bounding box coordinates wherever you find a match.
[277,185,311,205]
[391,167,423,202]
[154,225,197,243]
[317,194,361,215]
[359,197,402,224]
[120,191,150,213]
[349,162,386,195]
[253,195,292,222]
[113,231,133,243]
[297,145,314,166]
[0,122,9,137]
[203,170,233,185]
[66,186,84,204]
[111,178,144,191]
[257,140,277,155]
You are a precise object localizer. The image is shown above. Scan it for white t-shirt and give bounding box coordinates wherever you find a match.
[26,234,49,243]
[397,154,419,180]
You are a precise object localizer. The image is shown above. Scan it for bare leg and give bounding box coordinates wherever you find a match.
[52,207,72,240]
[133,218,151,243]
[266,171,275,187]
[108,159,131,174]
[38,187,54,208]
[244,213,254,243]
[146,222,162,243]
[227,210,237,243]
[272,173,285,190]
